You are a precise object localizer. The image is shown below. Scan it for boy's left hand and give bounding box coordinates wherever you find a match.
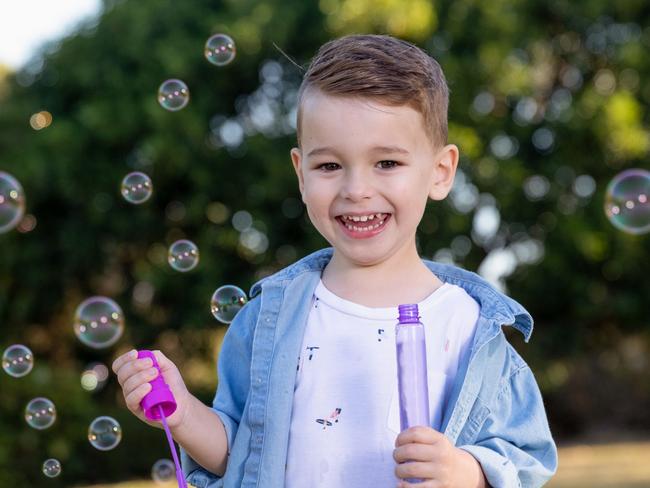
[393,426,485,488]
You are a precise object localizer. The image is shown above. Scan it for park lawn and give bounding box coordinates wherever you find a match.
[78,440,650,488]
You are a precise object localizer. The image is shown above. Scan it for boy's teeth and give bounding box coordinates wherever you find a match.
[342,213,385,222]
[341,216,387,231]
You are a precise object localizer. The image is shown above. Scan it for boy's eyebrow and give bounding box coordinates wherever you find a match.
[306,145,410,158]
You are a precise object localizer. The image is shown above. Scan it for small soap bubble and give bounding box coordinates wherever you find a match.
[204,34,236,66]
[25,397,56,430]
[158,79,190,111]
[81,362,109,392]
[210,285,248,324]
[168,239,199,272]
[74,297,124,349]
[88,416,122,451]
[121,172,153,204]
[42,458,62,478]
[0,171,26,234]
[604,169,650,235]
[152,458,176,483]
[2,344,34,378]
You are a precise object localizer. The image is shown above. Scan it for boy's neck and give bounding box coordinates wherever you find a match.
[321,247,444,308]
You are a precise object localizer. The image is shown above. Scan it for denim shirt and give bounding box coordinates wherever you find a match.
[182,248,558,488]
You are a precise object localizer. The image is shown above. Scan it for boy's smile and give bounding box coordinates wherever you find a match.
[336,213,391,238]
[291,89,458,271]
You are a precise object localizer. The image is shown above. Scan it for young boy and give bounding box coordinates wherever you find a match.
[113,34,557,487]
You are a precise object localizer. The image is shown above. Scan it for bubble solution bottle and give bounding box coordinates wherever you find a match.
[396,303,430,429]
[396,304,430,483]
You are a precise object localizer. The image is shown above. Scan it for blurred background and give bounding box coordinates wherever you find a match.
[1,0,649,486]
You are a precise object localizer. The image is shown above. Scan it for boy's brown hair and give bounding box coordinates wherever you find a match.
[296,34,449,149]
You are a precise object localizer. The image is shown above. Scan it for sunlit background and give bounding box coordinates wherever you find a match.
[1,0,649,487]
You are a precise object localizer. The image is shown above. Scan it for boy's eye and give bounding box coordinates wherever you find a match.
[317,162,341,171]
[377,160,398,169]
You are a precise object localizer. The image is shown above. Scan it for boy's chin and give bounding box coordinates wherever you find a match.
[334,249,395,268]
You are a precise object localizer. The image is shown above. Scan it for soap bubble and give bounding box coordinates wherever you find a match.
[81,362,110,392]
[42,458,62,478]
[88,416,122,451]
[152,458,176,483]
[168,239,199,272]
[0,171,26,234]
[204,34,236,66]
[25,397,56,430]
[2,344,34,378]
[158,79,190,111]
[210,285,248,324]
[604,169,650,235]
[74,297,124,349]
[121,172,153,204]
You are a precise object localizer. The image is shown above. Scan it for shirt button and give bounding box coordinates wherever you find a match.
[266,318,271,323]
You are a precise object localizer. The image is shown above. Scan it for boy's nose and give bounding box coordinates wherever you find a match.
[340,171,374,201]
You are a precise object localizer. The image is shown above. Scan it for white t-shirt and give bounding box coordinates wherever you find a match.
[285,280,479,487]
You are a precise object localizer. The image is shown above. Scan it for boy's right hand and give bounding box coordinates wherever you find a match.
[112,349,192,429]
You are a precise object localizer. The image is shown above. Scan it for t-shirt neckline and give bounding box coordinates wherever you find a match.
[314,280,453,321]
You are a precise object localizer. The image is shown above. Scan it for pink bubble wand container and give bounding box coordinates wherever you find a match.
[137,350,186,488]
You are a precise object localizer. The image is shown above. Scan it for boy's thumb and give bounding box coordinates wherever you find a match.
[152,350,174,370]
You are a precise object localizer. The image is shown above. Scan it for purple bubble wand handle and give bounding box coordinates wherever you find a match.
[396,304,430,484]
[137,350,186,488]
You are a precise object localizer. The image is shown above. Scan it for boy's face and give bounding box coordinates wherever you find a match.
[291,89,458,268]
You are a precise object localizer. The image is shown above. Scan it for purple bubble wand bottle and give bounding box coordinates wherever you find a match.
[396,304,429,484]
[137,350,187,488]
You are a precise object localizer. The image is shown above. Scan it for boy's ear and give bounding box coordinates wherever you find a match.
[429,144,459,201]
[290,147,306,200]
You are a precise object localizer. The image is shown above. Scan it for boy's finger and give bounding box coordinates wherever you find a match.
[111,349,137,374]
[125,382,152,412]
[393,443,436,463]
[394,460,435,481]
[115,357,153,387]
[122,367,158,396]
[395,426,441,446]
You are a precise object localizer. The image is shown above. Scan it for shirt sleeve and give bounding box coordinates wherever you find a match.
[181,296,260,487]
[458,364,558,488]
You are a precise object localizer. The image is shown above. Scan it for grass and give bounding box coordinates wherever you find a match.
[547,440,650,488]
[78,440,650,488]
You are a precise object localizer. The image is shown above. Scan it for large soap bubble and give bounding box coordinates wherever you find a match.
[121,172,153,204]
[152,458,176,483]
[25,397,56,430]
[88,416,122,451]
[74,296,124,349]
[2,344,34,378]
[168,239,199,272]
[204,34,236,66]
[42,459,62,478]
[0,171,26,233]
[210,285,248,324]
[158,79,190,111]
[604,169,650,235]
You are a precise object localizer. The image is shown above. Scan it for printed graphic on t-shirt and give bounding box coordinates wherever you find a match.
[306,346,320,360]
[316,407,342,430]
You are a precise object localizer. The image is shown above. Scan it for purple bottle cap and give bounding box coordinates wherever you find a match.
[397,304,420,324]
[137,350,177,421]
